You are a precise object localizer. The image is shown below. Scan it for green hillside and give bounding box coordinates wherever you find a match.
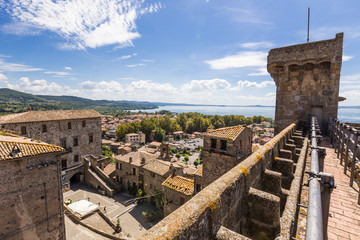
[0,88,158,115]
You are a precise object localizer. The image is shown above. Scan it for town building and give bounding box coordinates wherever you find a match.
[200,125,253,188]
[114,125,253,217]
[0,132,65,239]
[0,109,102,186]
[125,132,146,144]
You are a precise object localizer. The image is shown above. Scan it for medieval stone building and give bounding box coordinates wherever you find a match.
[268,33,344,134]
[200,125,253,188]
[0,132,65,239]
[0,109,102,185]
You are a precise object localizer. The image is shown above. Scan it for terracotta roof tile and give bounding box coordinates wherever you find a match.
[142,159,172,176]
[0,109,101,124]
[0,135,64,161]
[194,164,203,177]
[162,175,194,196]
[202,125,246,141]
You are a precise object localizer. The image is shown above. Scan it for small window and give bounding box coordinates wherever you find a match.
[61,159,67,169]
[132,168,136,175]
[73,137,79,146]
[82,120,86,127]
[21,126,27,135]
[196,184,202,192]
[74,155,79,162]
[220,140,227,150]
[61,139,67,149]
[119,163,122,170]
[211,139,217,149]
[180,197,185,205]
[68,122,72,129]
[89,134,93,143]
[151,172,155,178]
[42,124,47,133]
[239,140,242,148]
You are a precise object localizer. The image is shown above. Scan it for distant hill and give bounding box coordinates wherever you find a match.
[0,88,158,115]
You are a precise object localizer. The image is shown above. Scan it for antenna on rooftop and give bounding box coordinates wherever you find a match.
[307,7,310,43]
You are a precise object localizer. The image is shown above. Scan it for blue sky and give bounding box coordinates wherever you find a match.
[0,0,359,106]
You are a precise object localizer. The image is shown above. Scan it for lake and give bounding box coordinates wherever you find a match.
[135,105,360,123]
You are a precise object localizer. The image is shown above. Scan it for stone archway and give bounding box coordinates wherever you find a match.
[70,172,84,184]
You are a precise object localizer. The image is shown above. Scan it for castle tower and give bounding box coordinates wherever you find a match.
[267,33,344,134]
[201,125,253,188]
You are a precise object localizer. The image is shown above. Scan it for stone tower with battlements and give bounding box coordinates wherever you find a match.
[267,33,344,134]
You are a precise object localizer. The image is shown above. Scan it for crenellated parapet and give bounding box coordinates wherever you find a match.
[268,33,344,134]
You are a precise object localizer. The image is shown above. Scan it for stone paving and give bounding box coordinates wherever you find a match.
[64,183,161,239]
[322,137,360,240]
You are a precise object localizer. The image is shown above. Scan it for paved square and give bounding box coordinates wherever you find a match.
[64,183,161,239]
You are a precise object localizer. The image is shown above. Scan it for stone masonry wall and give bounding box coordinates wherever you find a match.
[138,122,305,240]
[0,154,65,240]
[268,33,343,134]
[3,117,102,169]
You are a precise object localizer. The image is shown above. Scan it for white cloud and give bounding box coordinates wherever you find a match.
[80,81,123,93]
[0,58,43,72]
[248,68,268,76]
[44,71,72,76]
[120,53,138,60]
[343,55,353,62]
[0,73,8,83]
[126,63,145,67]
[235,80,274,89]
[341,73,360,83]
[205,51,267,70]
[341,90,360,98]
[1,22,42,35]
[7,77,65,94]
[142,59,155,63]
[217,7,271,25]
[127,80,176,93]
[64,66,72,70]
[265,92,276,98]
[1,0,162,49]
[181,79,231,91]
[240,42,274,49]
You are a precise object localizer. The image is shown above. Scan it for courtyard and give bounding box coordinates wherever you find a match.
[64,183,161,239]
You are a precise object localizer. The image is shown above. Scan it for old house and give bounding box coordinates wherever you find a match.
[125,132,146,144]
[200,125,253,187]
[0,132,65,239]
[0,109,102,187]
[114,151,157,191]
[162,175,194,216]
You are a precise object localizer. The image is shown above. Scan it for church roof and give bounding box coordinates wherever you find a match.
[162,175,194,196]
[202,125,248,141]
[0,133,64,161]
[0,109,101,124]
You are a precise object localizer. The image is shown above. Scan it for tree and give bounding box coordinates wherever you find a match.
[153,127,165,142]
[139,118,156,140]
[184,155,189,164]
[102,145,114,163]
[177,113,188,132]
[175,153,181,159]
[194,159,199,168]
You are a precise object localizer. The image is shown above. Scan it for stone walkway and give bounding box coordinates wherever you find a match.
[322,138,360,240]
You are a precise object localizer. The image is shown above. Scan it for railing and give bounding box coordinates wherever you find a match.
[306,117,335,240]
[330,119,360,204]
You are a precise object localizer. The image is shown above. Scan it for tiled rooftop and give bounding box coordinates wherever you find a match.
[0,134,64,160]
[194,164,203,177]
[162,175,194,196]
[0,109,101,124]
[115,151,157,166]
[202,125,246,140]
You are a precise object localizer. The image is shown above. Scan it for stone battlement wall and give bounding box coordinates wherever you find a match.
[138,122,308,239]
[268,33,343,134]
